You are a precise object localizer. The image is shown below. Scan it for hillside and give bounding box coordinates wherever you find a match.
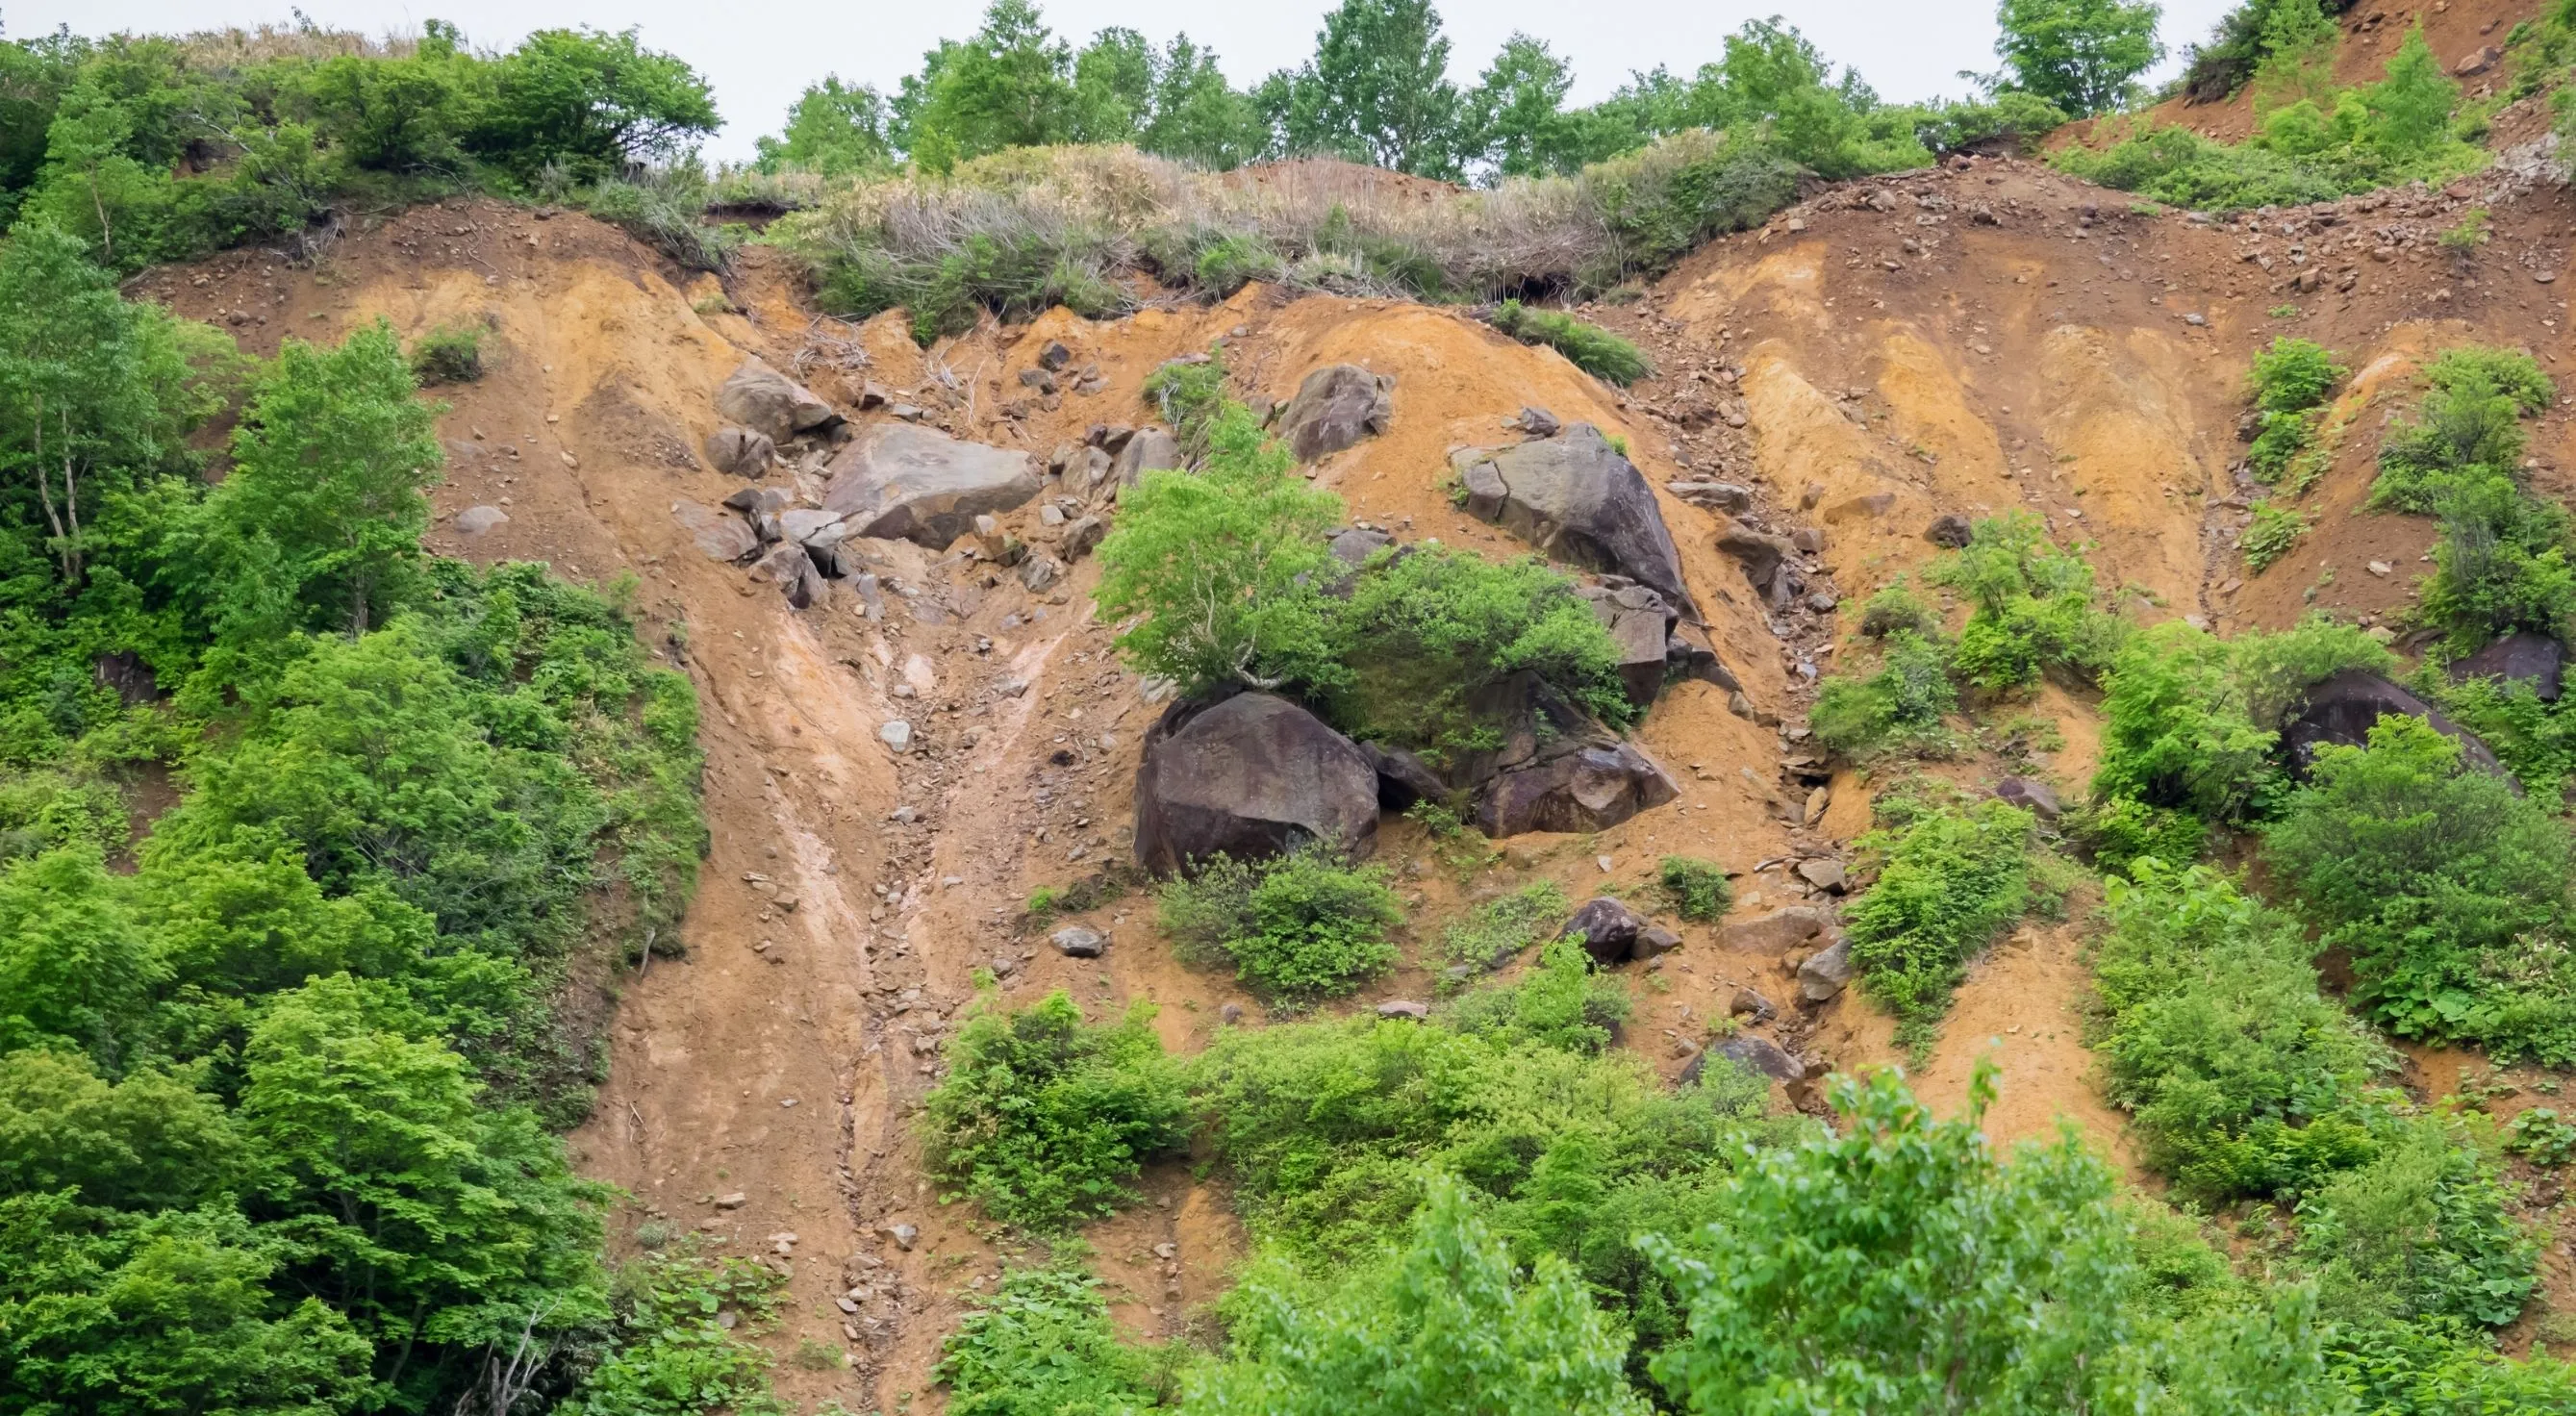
[122,122,2576,1399]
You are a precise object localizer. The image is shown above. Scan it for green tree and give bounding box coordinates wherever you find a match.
[896,1,1079,171]
[2365,27,2457,157]
[1466,36,1578,178]
[1070,26,1155,143]
[471,28,718,181]
[1993,0,2166,116]
[0,847,161,1069]
[752,76,893,177]
[1275,0,1466,178]
[198,319,442,638]
[291,53,473,173]
[1139,36,1272,169]
[0,1050,242,1211]
[1183,1174,1650,1415]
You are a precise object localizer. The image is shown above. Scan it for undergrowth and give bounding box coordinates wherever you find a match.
[1486,300,1654,385]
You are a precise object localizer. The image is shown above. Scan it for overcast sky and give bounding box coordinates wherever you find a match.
[14,0,2246,163]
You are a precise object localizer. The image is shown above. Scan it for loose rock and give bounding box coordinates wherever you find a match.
[1277,364,1395,461]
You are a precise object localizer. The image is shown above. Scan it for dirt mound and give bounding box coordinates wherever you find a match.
[139,128,2576,1391]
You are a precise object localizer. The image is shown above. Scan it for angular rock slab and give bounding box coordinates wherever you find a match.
[716,358,839,443]
[672,499,757,562]
[1451,424,1697,616]
[705,424,776,477]
[822,423,1040,550]
[1133,691,1380,875]
[1446,671,1679,838]
[1278,364,1393,462]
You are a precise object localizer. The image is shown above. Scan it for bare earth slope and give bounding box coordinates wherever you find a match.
[137,141,2576,1397]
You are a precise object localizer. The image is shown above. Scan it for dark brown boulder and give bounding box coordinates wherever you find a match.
[1358,742,1450,812]
[1683,1035,1800,1086]
[2450,631,2563,702]
[1277,365,1394,461]
[1447,672,1680,838]
[1449,425,1698,616]
[1134,692,1381,875]
[1563,897,1649,966]
[2283,670,2506,779]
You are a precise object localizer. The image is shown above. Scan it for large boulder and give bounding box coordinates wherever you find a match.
[1449,425,1697,616]
[716,359,839,443]
[1113,426,1184,488]
[1134,691,1381,875]
[1277,365,1393,462]
[1448,671,1680,838]
[704,425,775,477]
[2450,631,2564,702]
[672,499,758,562]
[1563,897,1649,967]
[749,541,827,610]
[2283,670,2507,779]
[821,423,1041,549]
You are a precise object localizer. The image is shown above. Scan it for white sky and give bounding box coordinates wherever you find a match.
[13,0,2247,163]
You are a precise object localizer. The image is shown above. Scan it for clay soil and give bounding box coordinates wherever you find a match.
[133,109,2576,1396]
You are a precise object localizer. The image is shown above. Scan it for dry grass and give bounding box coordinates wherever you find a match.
[172,25,418,68]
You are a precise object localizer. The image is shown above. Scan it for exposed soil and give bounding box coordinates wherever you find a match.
[133,117,2576,1394]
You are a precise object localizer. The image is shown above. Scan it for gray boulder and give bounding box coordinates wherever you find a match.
[723,485,794,544]
[1051,925,1105,958]
[1714,518,1798,602]
[1134,691,1381,875]
[1668,480,1754,513]
[1682,1035,1799,1085]
[716,359,839,443]
[673,499,758,562]
[2283,670,2507,780]
[1994,776,2062,822]
[1665,622,1743,693]
[1515,405,1561,438]
[822,423,1041,549]
[454,505,509,536]
[1112,426,1184,489]
[1608,602,1672,709]
[705,425,775,477]
[1329,526,1395,567]
[1278,365,1394,461]
[1449,425,1697,615]
[1719,905,1832,956]
[1925,514,1973,549]
[1563,897,1649,967]
[749,542,826,610]
[2450,631,2563,701]
[1797,937,1855,1001]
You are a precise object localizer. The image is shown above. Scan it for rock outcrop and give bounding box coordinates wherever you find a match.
[672,498,758,562]
[2449,631,2564,701]
[716,358,839,443]
[2282,670,2507,779]
[821,424,1041,549]
[1133,691,1381,874]
[1451,672,1679,838]
[1451,424,1696,615]
[1277,365,1394,461]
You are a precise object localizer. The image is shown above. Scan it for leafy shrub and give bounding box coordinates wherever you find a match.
[2091,860,2391,1200]
[935,1266,1168,1416]
[408,322,484,384]
[1845,796,2036,1036]
[2063,796,2208,876]
[1194,233,1285,295]
[2240,501,2308,571]
[1810,628,1957,761]
[919,991,1189,1230]
[2295,1116,2538,1332]
[1658,856,1732,923]
[2264,714,2576,1065]
[2420,663,2576,796]
[1433,880,1568,972]
[2248,337,2347,415]
[576,165,745,273]
[2419,471,2576,654]
[2504,1106,2576,1166]
[2372,346,2553,515]
[1185,1175,1652,1415]
[1486,300,1654,385]
[1325,544,1636,759]
[1856,582,1941,639]
[567,1248,785,1416]
[1444,936,1632,1054]
[1158,847,1403,999]
[1923,511,2123,689]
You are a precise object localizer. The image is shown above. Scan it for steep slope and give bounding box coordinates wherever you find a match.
[138,138,2576,1397]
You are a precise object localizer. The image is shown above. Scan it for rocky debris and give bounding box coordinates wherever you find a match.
[1051,925,1106,958]
[1451,672,1679,837]
[1018,553,1064,592]
[821,423,1040,549]
[1667,480,1754,513]
[1357,741,1449,811]
[1795,858,1847,893]
[1714,518,1799,604]
[1133,691,1381,874]
[672,498,758,562]
[2455,44,2502,77]
[454,505,509,536]
[723,484,795,544]
[1113,426,1184,488]
[1718,905,1832,956]
[2450,631,2563,701]
[1512,405,1561,438]
[749,541,827,609]
[1329,525,1394,566]
[1277,364,1394,461]
[880,1224,919,1252]
[1729,987,1776,1023]
[1452,425,1697,615]
[1038,340,1073,371]
[2283,670,2506,780]
[717,358,839,443]
[1924,514,1973,549]
[878,720,913,752]
[1994,776,2063,821]
[1059,515,1107,561]
[1797,937,1855,1001]
[1563,896,1650,966]
[1376,999,1430,1020]
[705,425,775,476]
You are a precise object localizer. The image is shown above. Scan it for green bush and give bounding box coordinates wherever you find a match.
[1844,796,2036,1037]
[2240,501,2308,571]
[1486,300,1654,385]
[408,322,485,384]
[2091,860,2391,1200]
[2372,346,2552,516]
[1194,233,1285,296]
[1923,511,2124,689]
[1444,935,1632,1054]
[936,1266,1168,1416]
[919,991,1189,1230]
[2504,1106,2576,1166]
[2248,337,2347,415]
[1433,880,1568,973]
[2295,1116,2538,1332]
[1810,629,1957,761]
[566,1247,785,1416]
[1157,847,1403,999]
[2264,714,2576,1064]
[1657,856,1732,923]
[1856,582,1942,639]
[2242,340,2342,487]
[2419,471,2576,654]
[575,164,745,273]
[2063,796,2208,876]
[2421,656,2576,796]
